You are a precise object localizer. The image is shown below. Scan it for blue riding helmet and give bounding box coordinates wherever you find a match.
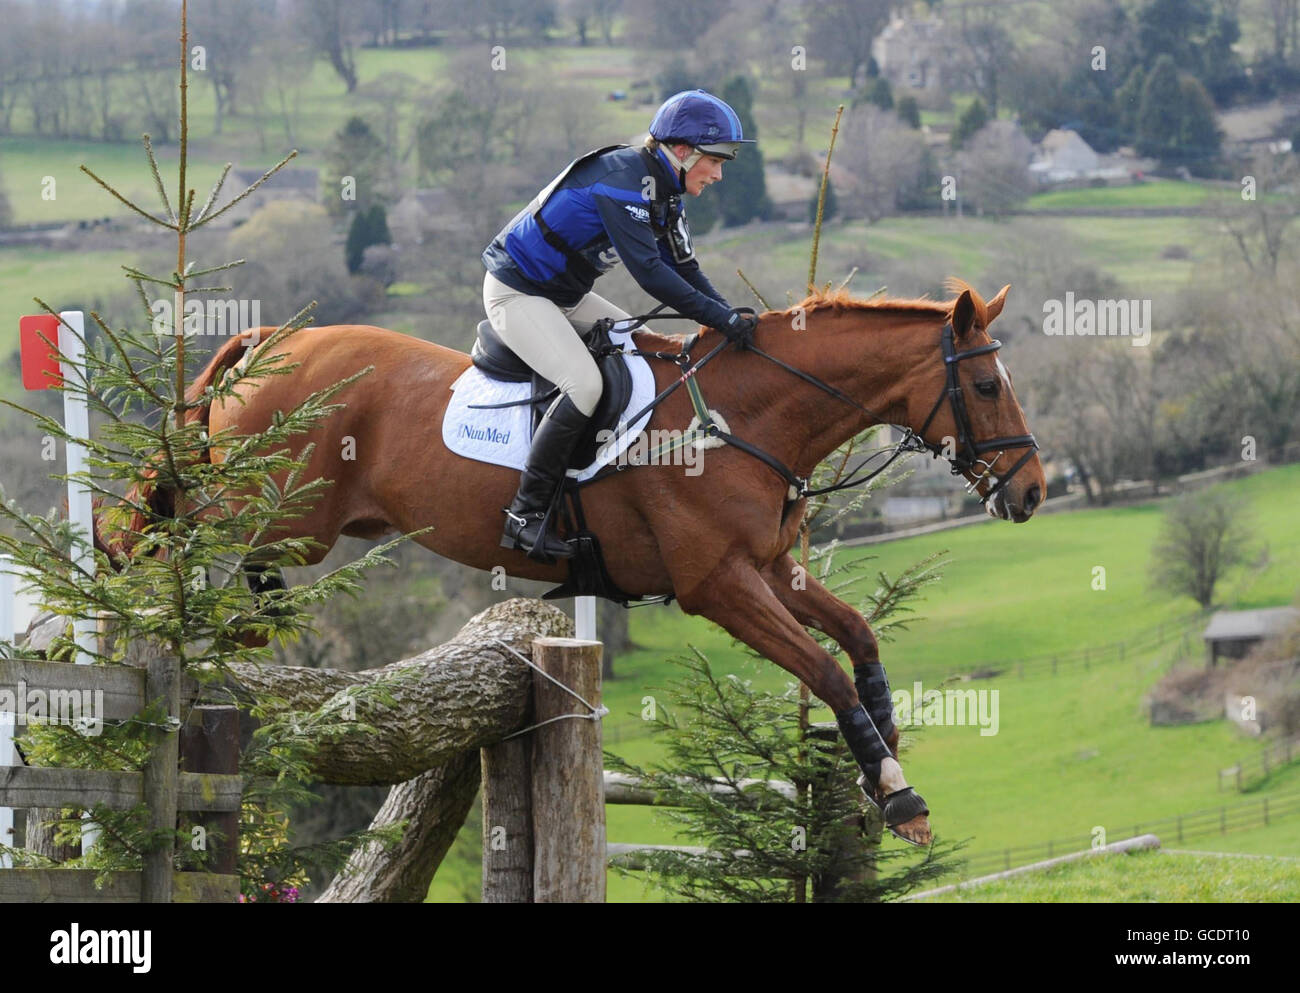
[649,89,756,160]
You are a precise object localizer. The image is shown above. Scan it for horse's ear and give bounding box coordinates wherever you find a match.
[985,284,1011,324]
[952,289,977,338]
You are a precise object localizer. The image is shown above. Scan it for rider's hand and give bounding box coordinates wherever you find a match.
[719,308,758,349]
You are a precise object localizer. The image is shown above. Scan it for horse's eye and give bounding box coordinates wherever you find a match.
[975,379,1000,398]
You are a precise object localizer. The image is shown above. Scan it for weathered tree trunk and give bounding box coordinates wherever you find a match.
[232,598,572,902]
[220,598,572,785]
[316,751,482,903]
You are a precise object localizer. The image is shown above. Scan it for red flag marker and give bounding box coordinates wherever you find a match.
[19,314,62,390]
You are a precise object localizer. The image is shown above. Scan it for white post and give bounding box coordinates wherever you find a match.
[0,554,14,866]
[575,595,597,642]
[59,311,100,852]
[60,312,96,669]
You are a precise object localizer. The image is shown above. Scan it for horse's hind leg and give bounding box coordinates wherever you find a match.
[678,556,931,846]
[760,554,898,757]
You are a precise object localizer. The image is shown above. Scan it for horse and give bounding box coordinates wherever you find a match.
[96,279,1046,846]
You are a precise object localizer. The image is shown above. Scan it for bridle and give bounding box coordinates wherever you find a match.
[579,309,1040,510]
[906,320,1040,507]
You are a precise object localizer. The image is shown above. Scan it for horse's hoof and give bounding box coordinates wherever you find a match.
[889,813,932,847]
[881,787,931,847]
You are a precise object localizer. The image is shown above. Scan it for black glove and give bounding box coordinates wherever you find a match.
[718,307,758,349]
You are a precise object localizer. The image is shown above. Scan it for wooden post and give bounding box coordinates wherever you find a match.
[179,706,239,874]
[139,641,180,903]
[530,637,604,903]
[481,736,533,903]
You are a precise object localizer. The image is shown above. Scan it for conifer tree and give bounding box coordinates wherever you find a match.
[0,1,409,898]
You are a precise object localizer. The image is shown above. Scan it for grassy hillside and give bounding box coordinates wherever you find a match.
[912,847,1300,902]
[426,463,1300,901]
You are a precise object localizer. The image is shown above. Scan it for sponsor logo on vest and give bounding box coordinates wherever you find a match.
[623,203,650,223]
[460,423,511,445]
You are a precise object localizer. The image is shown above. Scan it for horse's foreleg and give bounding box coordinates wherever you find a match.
[760,553,898,759]
[678,557,930,845]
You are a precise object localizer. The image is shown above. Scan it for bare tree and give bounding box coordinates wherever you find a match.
[958,119,1034,218]
[804,0,891,89]
[190,0,271,133]
[295,0,362,93]
[1208,152,1300,278]
[1150,489,1255,608]
[836,104,927,221]
[952,3,1015,117]
[225,201,372,324]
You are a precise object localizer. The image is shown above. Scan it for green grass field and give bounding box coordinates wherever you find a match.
[1024,180,1215,211]
[912,848,1300,902]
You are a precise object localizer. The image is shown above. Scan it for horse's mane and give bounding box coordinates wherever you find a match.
[778,277,987,326]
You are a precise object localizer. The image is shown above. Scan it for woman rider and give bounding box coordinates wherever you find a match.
[482,88,761,561]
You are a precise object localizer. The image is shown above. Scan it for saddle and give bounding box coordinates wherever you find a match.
[470,317,657,607]
[470,319,632,470]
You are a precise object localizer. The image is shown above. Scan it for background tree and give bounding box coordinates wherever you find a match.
[324,115,396,217]
[895,95,921,130]
[838,104,928,222]
[957,120,1034,218]
[1136,55,1221,171]
[346,205,392,274]
[805,0,892,89]
[950,97,988,150]
[860,76,893,111]
[1150,490,1256,608]
[227,201,372,324]
[190,0,269,134]
[715,76,772,227]
[295,0,361,93]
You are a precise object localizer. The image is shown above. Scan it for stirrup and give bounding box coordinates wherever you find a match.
[500,507,574,562]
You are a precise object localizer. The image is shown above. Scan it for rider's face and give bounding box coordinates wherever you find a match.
[673,145,726,196]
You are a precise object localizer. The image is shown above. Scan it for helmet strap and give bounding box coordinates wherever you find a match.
[658,143,702,189]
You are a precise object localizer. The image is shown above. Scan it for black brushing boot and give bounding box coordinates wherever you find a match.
[836,703,929,845]
[501,393,590,562]
[854,662,898,755]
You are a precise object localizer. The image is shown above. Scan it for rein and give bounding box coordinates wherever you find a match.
[577,308,1038,507]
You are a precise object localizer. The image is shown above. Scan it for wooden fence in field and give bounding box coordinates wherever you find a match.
[956,788,1300,880]
[0,639,241,903]
[1219,734,1300,791]
[478,638,877,902]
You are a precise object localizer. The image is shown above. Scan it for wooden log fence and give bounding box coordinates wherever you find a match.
[0,641,242,903]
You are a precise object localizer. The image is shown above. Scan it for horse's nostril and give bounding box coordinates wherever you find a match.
[1024,485,1040,513]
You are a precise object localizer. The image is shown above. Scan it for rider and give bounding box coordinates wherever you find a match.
[482,89,761,562]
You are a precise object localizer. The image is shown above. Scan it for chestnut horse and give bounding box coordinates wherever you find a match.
[99,280,1045,846]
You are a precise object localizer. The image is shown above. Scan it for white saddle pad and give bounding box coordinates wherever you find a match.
[442,327,655,481]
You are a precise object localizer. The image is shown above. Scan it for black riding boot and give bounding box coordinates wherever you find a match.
[501,393,590,562]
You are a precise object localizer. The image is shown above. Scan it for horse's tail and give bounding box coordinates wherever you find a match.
[95,329,267,568]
